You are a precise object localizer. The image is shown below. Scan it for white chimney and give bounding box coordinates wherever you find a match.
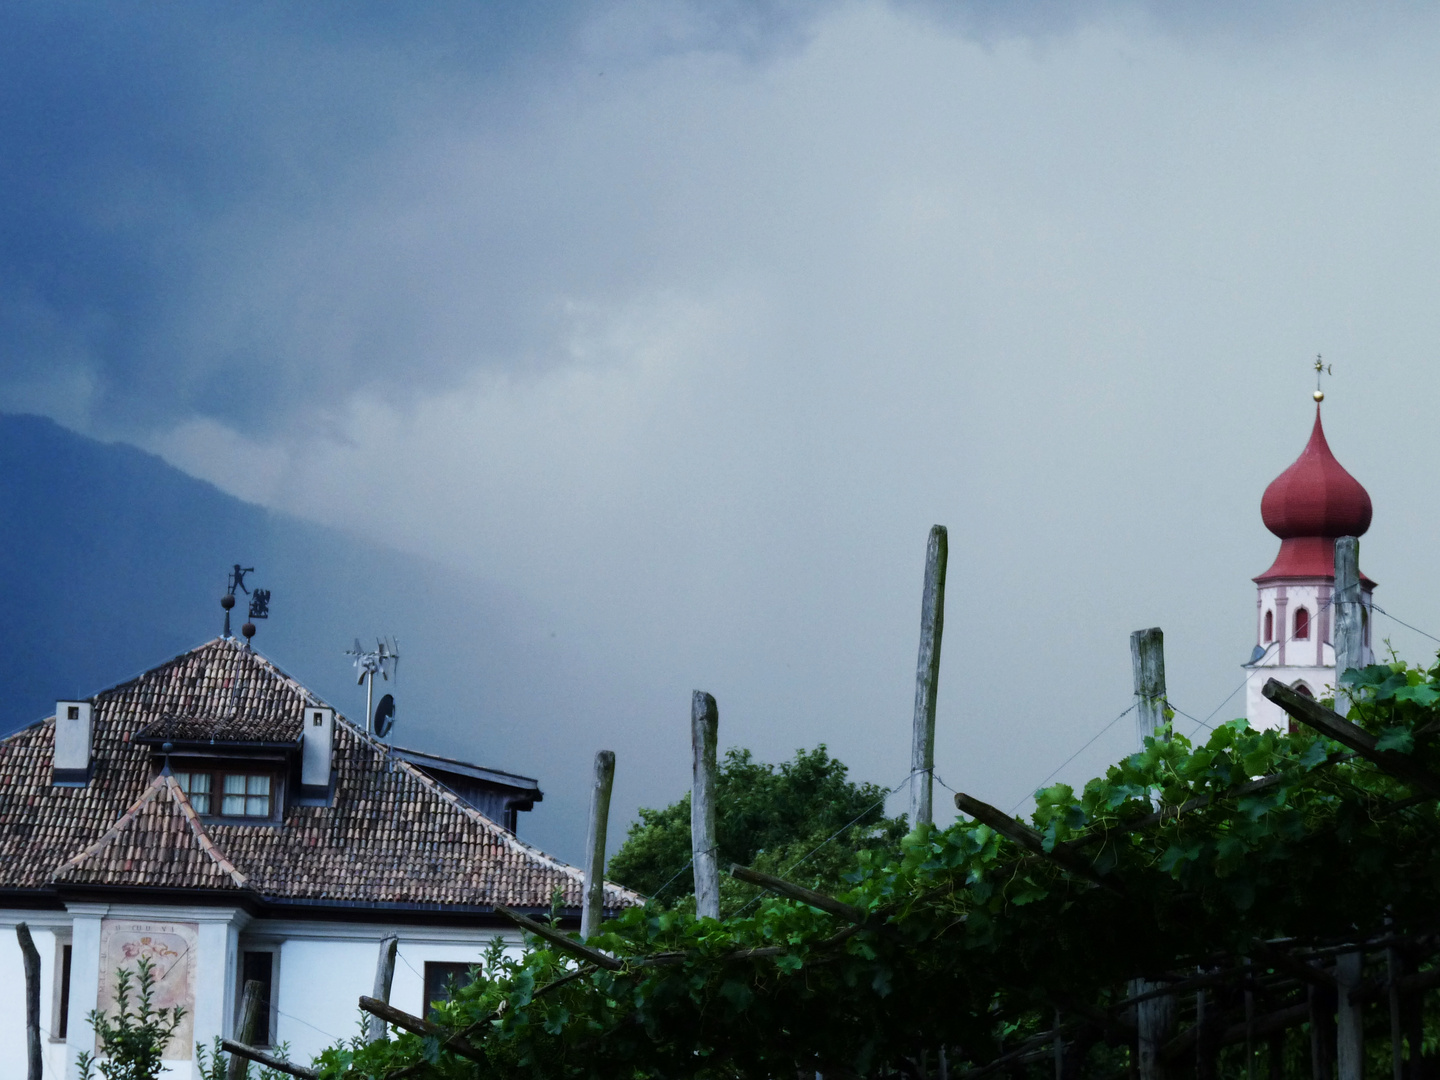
[53,701,93,785]
[301,706,334,796]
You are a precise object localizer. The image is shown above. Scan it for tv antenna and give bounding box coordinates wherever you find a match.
[346,637,400,736]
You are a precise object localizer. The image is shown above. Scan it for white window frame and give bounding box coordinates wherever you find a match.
[49,929,73,1041]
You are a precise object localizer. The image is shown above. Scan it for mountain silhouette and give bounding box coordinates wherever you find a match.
[0,413,594,853]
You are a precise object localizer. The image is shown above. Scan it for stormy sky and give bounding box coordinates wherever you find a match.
[4,0,1440,860]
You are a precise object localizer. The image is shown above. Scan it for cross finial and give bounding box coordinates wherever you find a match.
[1313,354,1331,403]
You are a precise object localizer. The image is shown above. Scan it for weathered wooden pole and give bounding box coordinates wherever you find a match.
[1333,540,1365,1080]
[15,923,40,1080]
[1335,950,1364,1080]
[581,749,616,940]
[365,935,399,1042]
[1403,993,1424,1080]
[691,691,720,919]
[1308,980,1337,1080]
[1245,977,1256,1080]
[1334,537,1363,718]
[909,525,948,827]
[1136,990,1176,1080]
[1197,987,1218,1080]
[229,978,266,1080]
[1130,628,1172,1080]
[1053,1009,1064,1080]
[1388,943,1405,1080]
[222,1040,319,1080]
[1131,627,1167,746]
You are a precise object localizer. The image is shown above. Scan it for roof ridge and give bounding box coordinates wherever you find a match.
[53,774,167,880]
[161,774,249,888]
[389,756,646,907]
[92,636,331,712]
[0,718,49,747]
[52,772,249,890]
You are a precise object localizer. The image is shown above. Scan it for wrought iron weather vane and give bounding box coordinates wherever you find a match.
[220,564,272,648]
[1314,354,1332,403]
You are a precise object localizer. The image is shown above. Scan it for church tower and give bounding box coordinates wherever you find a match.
[1244,400,1375,730]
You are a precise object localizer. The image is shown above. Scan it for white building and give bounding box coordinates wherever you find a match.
[1244,403,1375,730]
[0,637,639,1077]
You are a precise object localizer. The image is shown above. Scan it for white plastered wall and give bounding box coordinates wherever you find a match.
[255,923,524,1065]
[0,912,70,1080]
[1245,579,1374,732]
[0,907,530,1076]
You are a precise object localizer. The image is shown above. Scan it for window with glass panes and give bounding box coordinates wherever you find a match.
[174,770,275,818]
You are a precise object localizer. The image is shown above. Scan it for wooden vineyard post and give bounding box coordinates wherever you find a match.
[1334,537,1362,718]
[1130,627,1167,745]
[1130,628,1173,1080]
[15,923,40,1080]
[1136,989,1176,1080]
[366,935,399,1043]
[1196,987,1217,1080]
[692,691,720,920]
[1388,943,1404,1080]
[1400,945,1424,1080]
[581,750,616,941]
[909,524,948,827]
[1053,1008,1064,1080]
[229,978,266,1080]
[1332,540,1365,1080]
[1335,950,1364,1080]
[1309,981,1337,1080]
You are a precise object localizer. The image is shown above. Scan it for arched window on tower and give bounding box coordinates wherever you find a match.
[1363,606,1370,647]
[1294,607,1310,641]
[1264,610,1274,643]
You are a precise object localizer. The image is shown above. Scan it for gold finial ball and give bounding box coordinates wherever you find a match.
[1313,389,1325,402]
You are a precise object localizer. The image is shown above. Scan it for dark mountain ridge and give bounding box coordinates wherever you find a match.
[0,412,590,852]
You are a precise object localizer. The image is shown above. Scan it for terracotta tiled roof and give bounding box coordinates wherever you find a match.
[55,774,248,890]
[0,638,642,913]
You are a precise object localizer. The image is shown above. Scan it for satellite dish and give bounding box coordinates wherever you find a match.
[373,694,396,739]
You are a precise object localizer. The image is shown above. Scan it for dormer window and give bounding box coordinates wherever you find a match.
[175,771,211,812]
[175,769,276,820]
[1294,607,1310,640]
[223,774,272,817]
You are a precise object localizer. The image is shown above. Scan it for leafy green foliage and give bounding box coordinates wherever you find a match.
[606,745,905,907]
[311,656,1440,1080]
[196,1037,295,1080]
[76,957,186,1080]
[195,1038,228,1080]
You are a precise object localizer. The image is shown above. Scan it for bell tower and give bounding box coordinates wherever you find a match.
[1244,385,1375,730]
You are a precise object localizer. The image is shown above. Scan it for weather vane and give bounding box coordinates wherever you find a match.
[219,564,272,647]
[1313,354,1331,403]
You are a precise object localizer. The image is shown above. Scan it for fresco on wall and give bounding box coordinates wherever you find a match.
[96,920,197,1058]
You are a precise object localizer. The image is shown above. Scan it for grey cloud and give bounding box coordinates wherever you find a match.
[2,0,1414,440]
[7,0,1440,861]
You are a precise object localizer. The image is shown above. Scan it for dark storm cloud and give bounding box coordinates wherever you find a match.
[0,1,828,432]
[5,0,1397,438]
[7,0,1440,866]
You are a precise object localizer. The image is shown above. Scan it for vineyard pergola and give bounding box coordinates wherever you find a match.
[226,653,1440,1080]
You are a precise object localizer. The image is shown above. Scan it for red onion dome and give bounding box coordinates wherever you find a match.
[1255,406,1373,584]
[1261,407,1371,539]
